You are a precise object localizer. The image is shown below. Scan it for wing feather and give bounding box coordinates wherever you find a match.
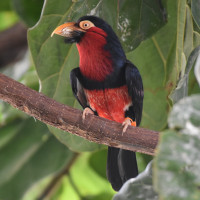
[70,68,88,109]
[125,60,144,126]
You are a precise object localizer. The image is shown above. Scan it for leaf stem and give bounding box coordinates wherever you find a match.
[37,153,79,200]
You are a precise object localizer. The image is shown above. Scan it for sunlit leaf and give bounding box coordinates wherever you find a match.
[184,6,194,59]
[50,153,115,200]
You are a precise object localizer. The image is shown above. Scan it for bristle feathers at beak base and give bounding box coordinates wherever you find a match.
[51,22,85,43]
[51,22,84,37]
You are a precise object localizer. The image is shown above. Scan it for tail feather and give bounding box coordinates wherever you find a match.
[107,147,138,191]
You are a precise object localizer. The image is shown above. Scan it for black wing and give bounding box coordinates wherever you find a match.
[70,67,88,109]
[125,60,144,126]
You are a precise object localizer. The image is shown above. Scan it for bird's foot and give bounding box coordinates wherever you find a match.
[82,107,94,120]
[122,117,136,133]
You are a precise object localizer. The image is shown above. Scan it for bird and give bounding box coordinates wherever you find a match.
[51,15,144,191]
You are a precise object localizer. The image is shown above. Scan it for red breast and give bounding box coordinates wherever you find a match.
[84,85,131,123]
[76,27,113,81]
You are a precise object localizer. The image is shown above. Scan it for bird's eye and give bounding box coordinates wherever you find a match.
[84,23,89,27]
[79,20,95,30]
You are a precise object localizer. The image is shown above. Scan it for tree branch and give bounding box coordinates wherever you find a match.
[37,153,79,200]
[0,73,159,155]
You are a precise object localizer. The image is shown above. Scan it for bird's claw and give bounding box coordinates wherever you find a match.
[82,107,94,120]
[122,117,136,133]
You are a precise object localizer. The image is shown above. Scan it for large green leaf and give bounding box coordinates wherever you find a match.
[28,0,167,151]
[0,118,74,200]
[154,95,200,200]
[127,0,200,130]
[170,3,200,103]
[191,0,200,28]
[88,149,107,179]
[113,162,158,200]
[127,0,184,130]
[48,126,102,152]
[0,1,11,11]
[12,0,44,27]
[113,0,167,51]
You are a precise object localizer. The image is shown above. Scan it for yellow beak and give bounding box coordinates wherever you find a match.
[51,22,84,37]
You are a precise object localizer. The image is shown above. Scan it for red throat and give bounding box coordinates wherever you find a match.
[76,27,113,81]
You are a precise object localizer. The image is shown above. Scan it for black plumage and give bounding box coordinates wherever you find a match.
[53,15,144,191]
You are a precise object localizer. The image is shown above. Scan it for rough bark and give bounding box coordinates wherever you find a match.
[0,73,159,155]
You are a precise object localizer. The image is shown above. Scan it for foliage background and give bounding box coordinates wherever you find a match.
[0,0,199,200]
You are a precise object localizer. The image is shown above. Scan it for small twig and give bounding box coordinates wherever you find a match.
[37,153,79,200]
[0,73,159,155]
[68,173,83,198]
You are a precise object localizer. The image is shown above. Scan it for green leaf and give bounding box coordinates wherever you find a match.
[175,0,187,74]
[170,46,200,103]
[12,0,44,27]
[154,95,200,200]
[51,153,115,200]
[0,11,19,31]
[115,0,167,51]
[88,149,107,179]
[168,94,200,131]
[113,162,158,200]
[0,1,12,11]
[191,0,200,28]
[20,65,39,91]
[88,150,153,181]
[154,130,200,200]
[48,126,102,152]
[184,5,194,59]
[0,118,74,200]
[136,153,153,172]
[0,103,28,125]
[0,120,23,149]
[0,63,39,124]
[194,53,200,86]
[127,0,186,130]
[193,31,200,48]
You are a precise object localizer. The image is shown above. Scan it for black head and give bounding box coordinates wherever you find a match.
[52,15,126,66]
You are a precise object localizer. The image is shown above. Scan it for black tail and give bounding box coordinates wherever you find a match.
[106,147,138,191]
